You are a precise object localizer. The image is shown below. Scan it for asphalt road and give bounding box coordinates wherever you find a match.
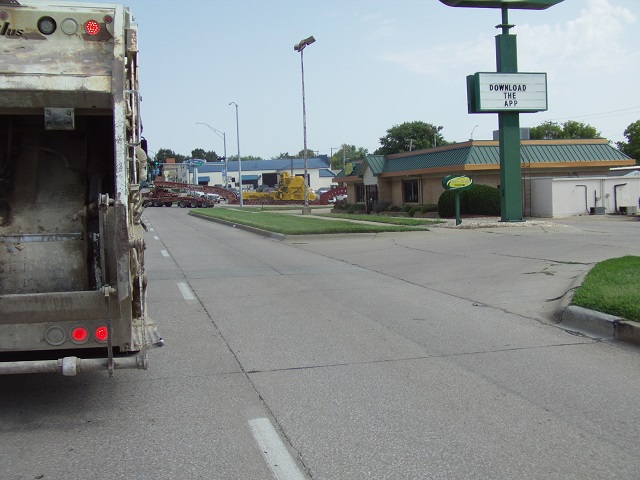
[1,208,638,479]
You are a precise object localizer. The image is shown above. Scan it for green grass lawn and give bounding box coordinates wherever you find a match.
[192,208,425,235]
[572,256,640,322]
[318,213,443,226]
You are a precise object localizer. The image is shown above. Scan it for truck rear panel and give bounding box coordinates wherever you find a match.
[0,1,161,375]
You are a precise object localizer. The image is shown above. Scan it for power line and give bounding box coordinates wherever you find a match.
[546,106,640,122]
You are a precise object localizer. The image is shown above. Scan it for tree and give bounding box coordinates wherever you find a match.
[529,121,563,140]
[375,121,448,156]
[191,149,220,162]
[330,144,368,170]
[529,120,601,140]
[191,148,206,159]
[275,152,294,159]
[296,149,317,158]
[155,148,186,164]
[616,120,640,164]
[228,154,263,161]
[562,120,601,139]
[205,151,220,162]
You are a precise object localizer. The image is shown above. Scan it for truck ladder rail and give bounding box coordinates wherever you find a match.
[98,194,115,376]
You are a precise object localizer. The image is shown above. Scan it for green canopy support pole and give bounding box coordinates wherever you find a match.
[496,8,523,222]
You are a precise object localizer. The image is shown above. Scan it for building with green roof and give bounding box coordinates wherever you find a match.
[336,139,635,214]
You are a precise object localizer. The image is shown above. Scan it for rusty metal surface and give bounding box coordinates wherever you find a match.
[0,3,116,108]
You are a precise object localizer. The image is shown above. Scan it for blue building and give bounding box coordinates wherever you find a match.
[177,155,337,191]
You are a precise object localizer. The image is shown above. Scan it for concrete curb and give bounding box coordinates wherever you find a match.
[560,306,640,345]
[189,211,286,241]
[553,267,640,345]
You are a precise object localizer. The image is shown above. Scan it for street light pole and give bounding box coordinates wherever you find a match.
[434,126,443,148]
[342,143,347,170]
[294,35,315,213]
[229,102,243,207]
[470,124,479,141]
[195,122,227,186]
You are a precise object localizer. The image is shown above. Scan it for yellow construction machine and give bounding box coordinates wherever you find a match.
[243,172,317,202]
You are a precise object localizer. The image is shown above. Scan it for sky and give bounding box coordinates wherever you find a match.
[91,0,640,159]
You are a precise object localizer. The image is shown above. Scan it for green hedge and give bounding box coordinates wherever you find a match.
[437,184,500,218]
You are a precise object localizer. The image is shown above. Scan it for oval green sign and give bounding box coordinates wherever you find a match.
[442,175,473,191]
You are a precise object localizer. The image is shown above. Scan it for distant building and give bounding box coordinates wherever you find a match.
[177,155,336,191]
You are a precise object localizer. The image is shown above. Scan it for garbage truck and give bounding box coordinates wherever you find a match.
[0,1,163,376]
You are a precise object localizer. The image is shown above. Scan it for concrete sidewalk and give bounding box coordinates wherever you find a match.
[287,213,640,346]
[433,215,640,345]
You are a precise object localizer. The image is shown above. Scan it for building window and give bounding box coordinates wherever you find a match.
[403,179,419,203]
[356,184,365,203]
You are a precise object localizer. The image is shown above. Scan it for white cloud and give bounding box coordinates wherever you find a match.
[359,12,398,41]
[378,0,637,77]
[376,34,495,78]
[517,0,638,71]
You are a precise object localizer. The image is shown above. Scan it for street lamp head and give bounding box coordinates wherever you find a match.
[294,35,316,51]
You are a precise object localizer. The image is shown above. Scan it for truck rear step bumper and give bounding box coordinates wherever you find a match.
[0,354,147,376]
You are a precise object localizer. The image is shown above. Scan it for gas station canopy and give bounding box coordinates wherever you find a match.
[439,0,563,9]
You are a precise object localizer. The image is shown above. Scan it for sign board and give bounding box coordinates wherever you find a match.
[468,72,547,113]
[442,175,473,191]
[439,0,563,9]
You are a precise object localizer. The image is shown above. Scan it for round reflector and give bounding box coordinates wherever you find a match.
[71,326,89,343]
[0,11,8,21]
[61,18,78,35]
[104,15,113,24]
[85,20,100,35]
[95,325,109,342]
[45,326,66,346]
[37,16,57,35]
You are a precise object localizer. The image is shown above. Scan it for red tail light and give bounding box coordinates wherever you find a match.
[95,326,109,342]
[71,326,89,343]
[84,20,100,35]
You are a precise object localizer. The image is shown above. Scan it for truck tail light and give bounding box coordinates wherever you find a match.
[84,20,100,35]
[95,326,109,343]
[71,326,89,343]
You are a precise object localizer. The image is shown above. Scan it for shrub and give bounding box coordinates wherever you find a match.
[333,200,349,210]
[372,200,390,213]
[437,190,458,218]
[466,184,500,216]
[437,184,500,218]
[386,204,402,212]
[346,203,366,214]
[419,204,438,213]
[401,205,417,217]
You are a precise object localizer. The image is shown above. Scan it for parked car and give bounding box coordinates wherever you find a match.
[328,194,347,204]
